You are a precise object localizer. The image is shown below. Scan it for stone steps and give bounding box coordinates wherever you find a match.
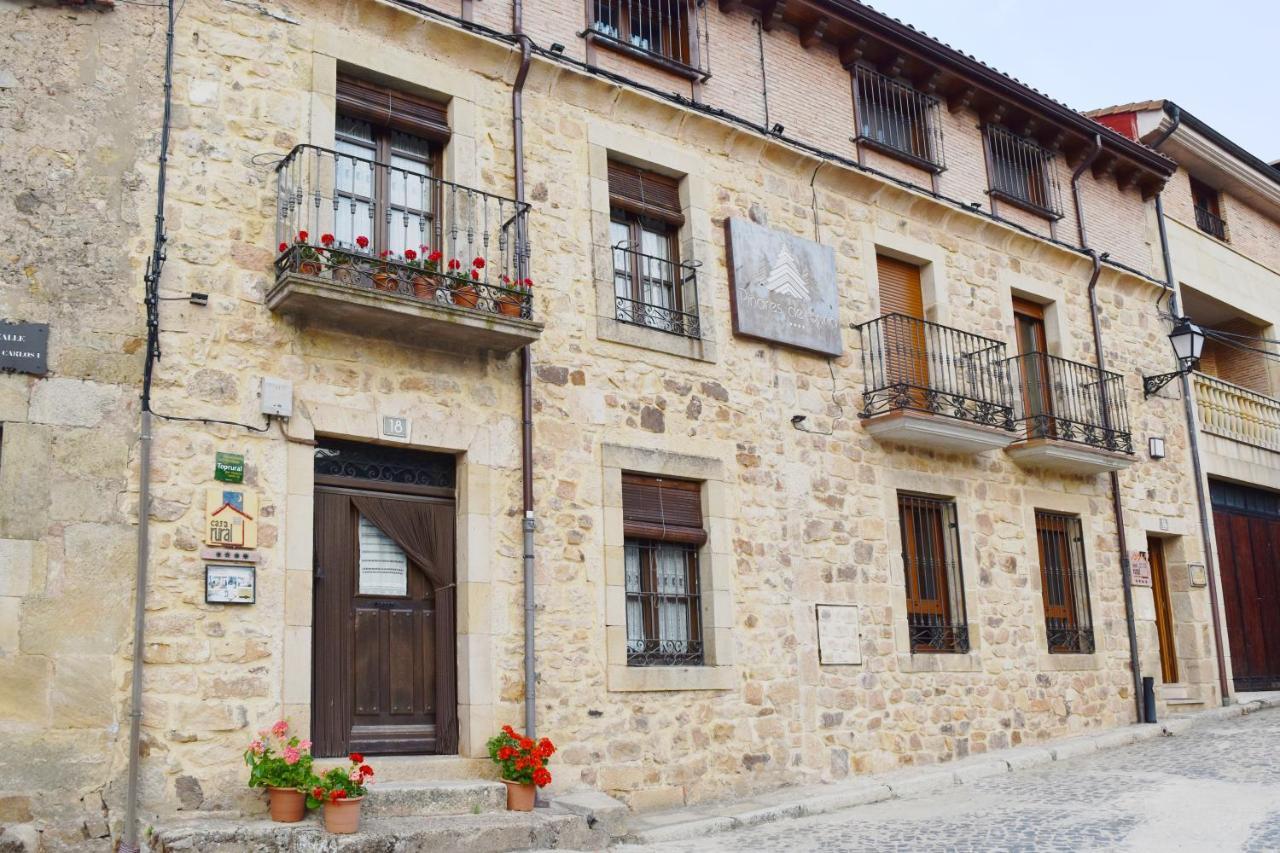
[151,811,607,852]
[367,755,494,783]
[364,780,507,817]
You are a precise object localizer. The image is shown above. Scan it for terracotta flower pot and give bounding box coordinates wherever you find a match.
[298,260,323,277]
[372,271,400,292]
[266,786,306,823]
[452,284,480,309]
[502,780,536,812]
[496,294,524,318]
[332,265,357,287]
[411,274,437,301]
[323,796,364,834]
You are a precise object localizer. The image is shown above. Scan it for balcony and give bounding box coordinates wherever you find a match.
[1194,372,1280,453]
[612,244,701,339]
[854,314,1017,454]
[269,145,542,354]
[1194,205,1228,241]
[1005,353,1135,474]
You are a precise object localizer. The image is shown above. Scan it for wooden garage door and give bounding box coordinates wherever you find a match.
[1211,480,1280,691]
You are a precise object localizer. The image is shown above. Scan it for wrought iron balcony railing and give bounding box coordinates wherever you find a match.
[612,243,701,339]
[273,144,532,321]
[854,314,1016,430]
[1194,371,1280,452]
[1194,205,1227,241]
[588,0,708,78]
[853,65,946,172]
[985,125,1064,219]
[1007,352,1133,453]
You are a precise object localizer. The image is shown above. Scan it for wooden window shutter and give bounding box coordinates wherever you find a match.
[875,255,924,320]
[336,76,450,144]
[622,474,706,546]
[608,162,684,225]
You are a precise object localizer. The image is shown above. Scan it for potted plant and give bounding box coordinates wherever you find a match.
[243,720,317,823]
[405,248,443,301]
[308,753,375,834]
[372,250,400,292]
[279,231,324,276]
[496,275,532,318]
[486,725,555,811]
[450,256,483,309]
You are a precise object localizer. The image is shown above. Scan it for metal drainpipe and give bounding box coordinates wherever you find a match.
[1072,133,1146,723]
[1148,105,1231,705]
[512,19,537,740]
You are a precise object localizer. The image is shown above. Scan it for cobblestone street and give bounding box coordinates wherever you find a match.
[629,707,1280,852]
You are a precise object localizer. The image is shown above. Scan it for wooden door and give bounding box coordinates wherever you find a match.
[1013,298,1054,437]
[1148,537,1179,684]
[1212,483,1280,691]
[313,487,454,756]
[876,255,928,406]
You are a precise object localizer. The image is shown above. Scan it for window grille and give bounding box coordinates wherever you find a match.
[898,493,969,653]
[985,125,1063,218]
[591,0,695,69]
[1035,511,1095,654]
[853,66,945,171]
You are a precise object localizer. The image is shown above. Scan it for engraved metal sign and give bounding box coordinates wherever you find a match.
[816,604,862,665]
[0,321,49,376]
[726,218,842,356]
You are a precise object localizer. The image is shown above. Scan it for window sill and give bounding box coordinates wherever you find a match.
[856,136,945,174]
[896,652,980,673]
[989,189,1064,222]
[1037,652,1102,672]
[597,314,717,362]
[607,663,737,692]
[583,31,708,82]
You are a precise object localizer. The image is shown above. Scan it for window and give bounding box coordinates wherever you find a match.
[622,474,706,666]
[590,0,694,68]
[853,66,945,171]
[1035,510,1094,654]
[985,125,1063,218]
[608,162,699,337]
[898,493,969,653]
[332,76,448,256]
[1190,176,1227,240]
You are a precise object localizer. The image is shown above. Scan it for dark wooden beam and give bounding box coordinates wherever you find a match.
[718,0,742,13]
[800,16,829,49]
[1115,167,1140,193]
[839,35,868,68]
[887,53,906,78]
[761,0,786,31]
[921,70,943,94]
[1092,153,1117,179]
[946,85,976,114]
[984,102,1008,126]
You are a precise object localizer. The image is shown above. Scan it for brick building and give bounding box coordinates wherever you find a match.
[0,0,1237,849]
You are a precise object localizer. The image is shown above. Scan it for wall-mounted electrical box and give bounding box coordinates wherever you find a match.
[260,377,293,418]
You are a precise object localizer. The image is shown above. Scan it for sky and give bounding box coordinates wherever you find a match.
[862,0,1278,163]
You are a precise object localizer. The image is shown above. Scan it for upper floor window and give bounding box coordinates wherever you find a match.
[1190,176,1228,241]
[622,474,706,667]
[853,66,945,172]
[898,493,969,653]
[985,125,1063,219]
[590,0,695,70]
[1035,510,1094,654]
[608,161,700,338]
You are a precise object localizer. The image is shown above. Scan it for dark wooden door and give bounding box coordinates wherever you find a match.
[1014,298,1054,437]
[313,487,454,756]
[1148,536,1179,684]
[1212,482,1280,691]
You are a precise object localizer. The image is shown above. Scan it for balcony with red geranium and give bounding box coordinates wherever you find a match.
[270,145,543,354]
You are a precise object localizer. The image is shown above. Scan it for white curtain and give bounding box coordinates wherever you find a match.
[656,545,689,652]
[624,544,644,653]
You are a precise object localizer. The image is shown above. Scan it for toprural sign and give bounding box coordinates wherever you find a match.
[725,218,842,357]
[0,321,49,376]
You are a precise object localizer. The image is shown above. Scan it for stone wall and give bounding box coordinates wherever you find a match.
[0,0,1221,847]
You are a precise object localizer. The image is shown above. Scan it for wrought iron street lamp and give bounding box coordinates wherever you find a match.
[1143,318,1206,397]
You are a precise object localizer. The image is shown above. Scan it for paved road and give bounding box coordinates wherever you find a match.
[631,709,1280,852]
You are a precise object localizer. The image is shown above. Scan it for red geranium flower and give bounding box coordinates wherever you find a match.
[523,278,534,287]
[312,786,324,799]
[297,230,308,242]
[355,235,369,249]
[502,725,515,736]
[379,250,390,259]
[448,258,461,270]
[472,256,486,269]
[349,752,364,764]
[359,764,374,776]
[519,738,534,751]
[428,250,443,262]
[498,746,513,760]
[320,233,335,246]
[532,768,552,787]
[278,242,288,253]
[336,790,347,799]
[404,248,417,261]
[470,269,480,280]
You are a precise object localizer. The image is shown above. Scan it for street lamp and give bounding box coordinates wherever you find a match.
[1143,318,1206,398]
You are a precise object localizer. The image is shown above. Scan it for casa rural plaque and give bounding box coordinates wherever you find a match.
[726,218,842,356]
[0,321,49,376]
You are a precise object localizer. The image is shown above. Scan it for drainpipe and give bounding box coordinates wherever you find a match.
[1148,105,1231,705]
[1072,133,1145,723]
[511,16,537,739]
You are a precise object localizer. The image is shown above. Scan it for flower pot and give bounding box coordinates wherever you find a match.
[266,786,306,823]
[411,274,437,301]
[298,260,323,277]
[332,265,357,287]
[502,780,536,812]
[496,295,524,318]
[323,796,364,834]
[452,284,480,309]
[372,271,400,292]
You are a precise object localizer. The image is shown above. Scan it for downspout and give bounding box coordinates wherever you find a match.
[122,0,176,849]
[512,13,538,739]
[1149,105,1231,705]
[1073,133,1146,724]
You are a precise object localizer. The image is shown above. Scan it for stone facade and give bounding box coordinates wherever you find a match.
[0,1,1224,849]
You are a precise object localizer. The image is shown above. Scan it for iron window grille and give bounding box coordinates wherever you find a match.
[1194,205,1227,241]
[588,0,706,77]
[624,541,704,666]
[1190,177,1228,241]
[853,65,945,172]
[985,125,1063,219]
[1035,511,1095,654]
[853,313,1016,431]
[611,240,701,338]
[1008,352,1133,454]
[898,493,969,653]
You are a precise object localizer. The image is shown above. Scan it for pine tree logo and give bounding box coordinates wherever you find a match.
[760,246,811,301]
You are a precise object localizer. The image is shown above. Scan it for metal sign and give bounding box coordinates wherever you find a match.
[204,488,259,549]
[205,563,256,604]
[381,415,411,442]
[1129,551,1152,588]
[214,451,245,483]
[726,218,842,356]
[0,321,49,376]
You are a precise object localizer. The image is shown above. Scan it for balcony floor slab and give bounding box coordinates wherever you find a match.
[1005,438,1135,475]
[862,410,1017,454]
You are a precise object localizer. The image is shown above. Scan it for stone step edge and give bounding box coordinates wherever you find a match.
[622,696,1280,846]
[363,780,508,817]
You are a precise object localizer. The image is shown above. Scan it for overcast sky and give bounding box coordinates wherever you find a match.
[864,0,1277,163]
